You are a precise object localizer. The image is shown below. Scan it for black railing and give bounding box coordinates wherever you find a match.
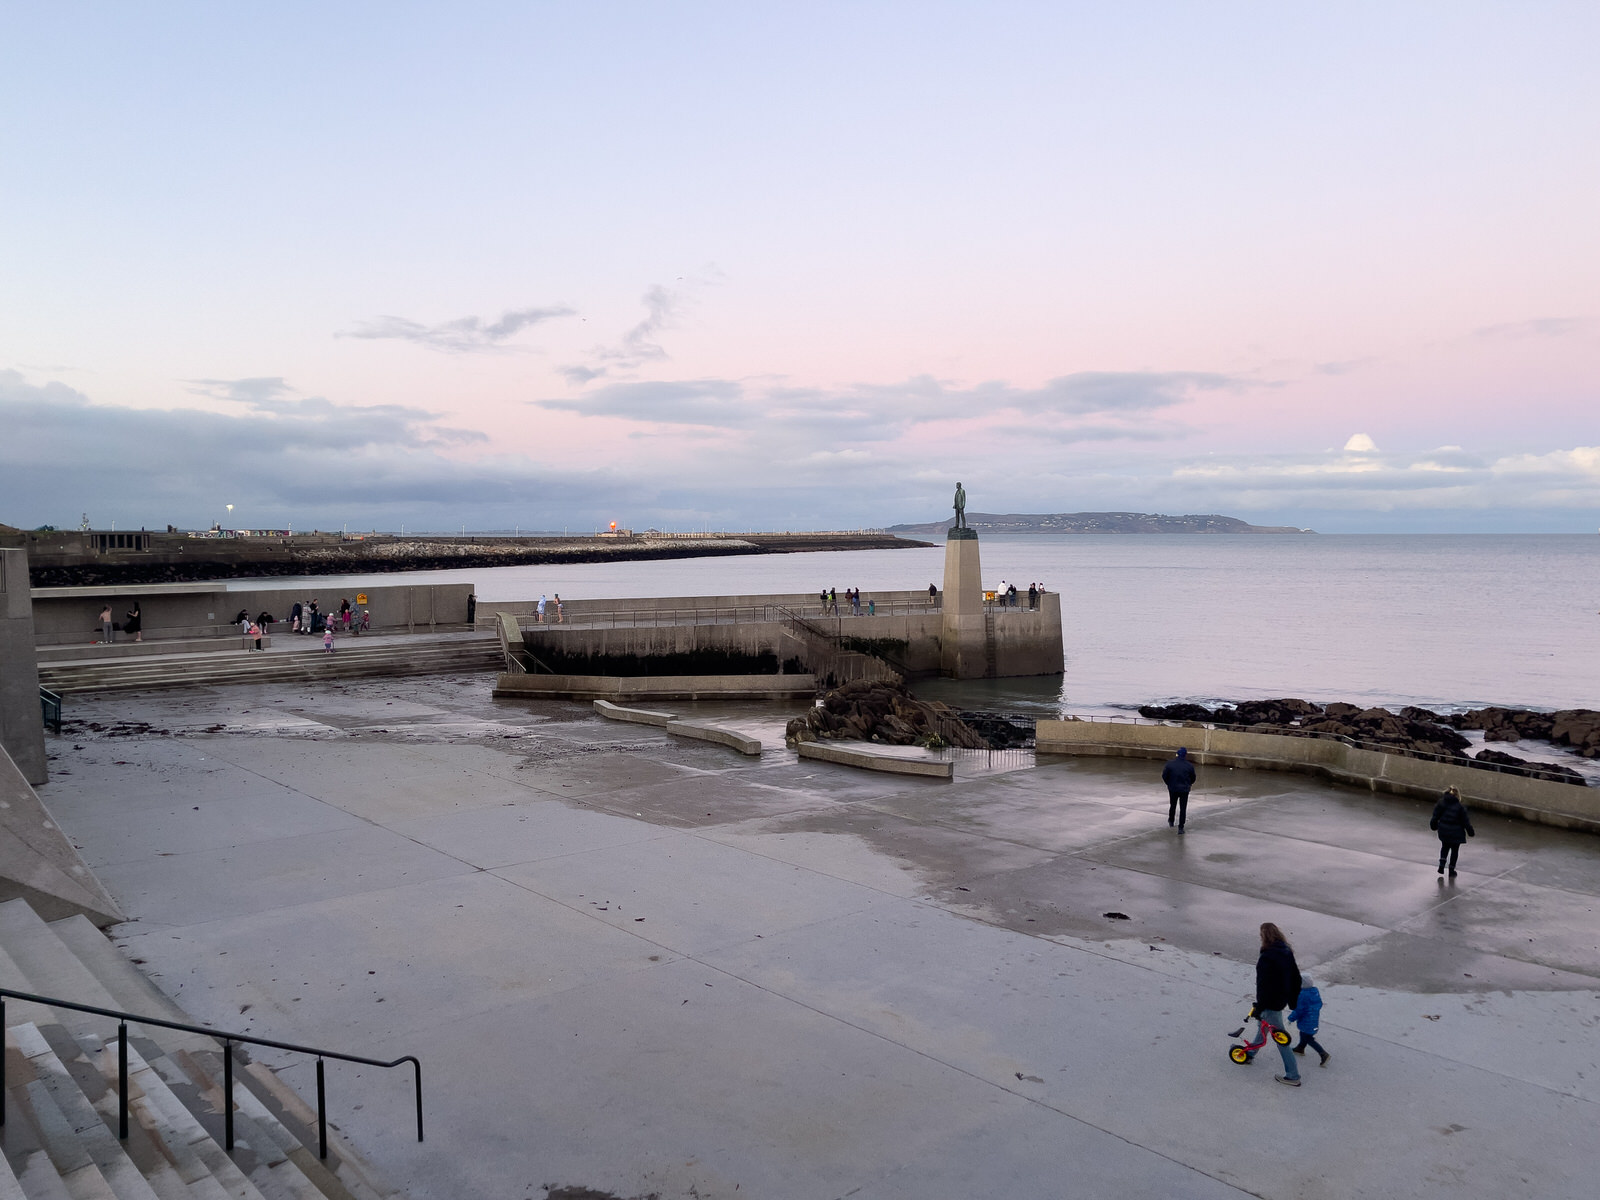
[39,686,62,733]
[0,987,421,1159]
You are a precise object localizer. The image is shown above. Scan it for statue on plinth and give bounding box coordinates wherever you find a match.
[953,481,967,530]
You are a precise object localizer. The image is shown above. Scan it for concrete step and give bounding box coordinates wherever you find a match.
[14,1024,165,1200]
[88,1040,265,1200]
[6,1025,120,1200]
[0,1143,28,1200]
[44,921,216,1061]
[9,908,396,1200]
[41,640,502,696]
[0,905,122,1040]
[171,1053,385,1200]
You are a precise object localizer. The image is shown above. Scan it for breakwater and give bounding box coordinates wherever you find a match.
[9,530,930,588]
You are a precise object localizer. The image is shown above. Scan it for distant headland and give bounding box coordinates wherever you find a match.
[887,512,1315,535]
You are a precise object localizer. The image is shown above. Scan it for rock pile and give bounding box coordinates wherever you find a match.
[1446,707,1600,758]
[786,680,990,749]
[1136,698,1592,784]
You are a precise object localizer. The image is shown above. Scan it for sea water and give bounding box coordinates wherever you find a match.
[231,534,1600,715]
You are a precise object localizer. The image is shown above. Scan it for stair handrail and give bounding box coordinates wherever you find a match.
[0,985,422,1160]
[39,686,62,732]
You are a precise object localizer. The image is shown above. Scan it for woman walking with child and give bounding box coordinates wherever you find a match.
[1252,922,1303,1087]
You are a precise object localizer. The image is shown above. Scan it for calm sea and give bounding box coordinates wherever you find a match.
[231,534,1600,716]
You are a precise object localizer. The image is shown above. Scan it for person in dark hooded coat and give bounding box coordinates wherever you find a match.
[1253,922,1303,1086]
[1430,786,1475,877]
[1161,747,1196,833]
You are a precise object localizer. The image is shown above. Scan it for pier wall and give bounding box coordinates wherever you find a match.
[1036,718,1600,834]
[511,591,1062,680]
[29,581,475,646]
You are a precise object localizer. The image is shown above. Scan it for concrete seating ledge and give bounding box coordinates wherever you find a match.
[496,673,816,701]
[1037,717,1600,833]
[593,700,762,755]
[798,740,953,778]
[38,635,273,663]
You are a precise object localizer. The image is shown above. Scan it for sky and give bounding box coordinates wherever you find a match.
[2,3,1597,534]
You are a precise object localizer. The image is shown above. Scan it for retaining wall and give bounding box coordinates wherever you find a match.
[494,673,817,701]
[1036,718,1600,833]
[30,581,475,646]
[512,594,1062,681]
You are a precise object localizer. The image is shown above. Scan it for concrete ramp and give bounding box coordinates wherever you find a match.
[0,744,123,926]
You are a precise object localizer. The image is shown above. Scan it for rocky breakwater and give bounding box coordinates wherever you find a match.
[786,680,990,749]
[1137,698,1593,785]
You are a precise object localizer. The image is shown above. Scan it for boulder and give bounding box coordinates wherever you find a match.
[1550,709,1600,758]
[1138,703,1215,722]
[785,680,990,749]
[1231,699,1322,727]
[1474,747,1587,785]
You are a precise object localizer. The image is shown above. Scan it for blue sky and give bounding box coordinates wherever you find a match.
[2,3,1597,532]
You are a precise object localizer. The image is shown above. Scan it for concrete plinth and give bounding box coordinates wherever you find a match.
[940,529,988,678]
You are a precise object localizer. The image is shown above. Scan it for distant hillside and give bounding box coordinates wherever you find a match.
[887,512,1314,535]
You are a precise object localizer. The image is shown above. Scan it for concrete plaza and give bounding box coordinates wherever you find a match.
[34,674,1600,1200]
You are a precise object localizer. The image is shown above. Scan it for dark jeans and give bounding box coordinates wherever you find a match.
[1439,838,1462,871]
[1294,1032,1327,1058]
[1168,789,1189,828]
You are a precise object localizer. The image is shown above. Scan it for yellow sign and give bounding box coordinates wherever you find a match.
[356,593,368,605]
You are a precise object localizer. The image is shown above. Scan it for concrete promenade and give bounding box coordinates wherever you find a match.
[33,674,1600,1199]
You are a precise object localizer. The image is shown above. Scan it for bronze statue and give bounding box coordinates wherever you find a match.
[953,481,967,529]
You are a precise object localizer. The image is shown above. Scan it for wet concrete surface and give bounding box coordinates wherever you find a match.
[32,674,1600,1200]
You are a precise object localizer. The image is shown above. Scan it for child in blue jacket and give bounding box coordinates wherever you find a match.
[1289,976,1330,1066]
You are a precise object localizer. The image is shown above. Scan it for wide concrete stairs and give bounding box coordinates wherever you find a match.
[0,898,399,1200]
[38,637,502,696]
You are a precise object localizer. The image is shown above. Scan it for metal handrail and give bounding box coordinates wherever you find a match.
[0,986,421,1159]
[39,686,62,733]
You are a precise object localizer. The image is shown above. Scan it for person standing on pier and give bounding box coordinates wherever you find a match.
[1162,746,1196,833]
[1430,786,1475,877]
[124,600,143,643]
[99,603,114,644]
[537,594,548,624]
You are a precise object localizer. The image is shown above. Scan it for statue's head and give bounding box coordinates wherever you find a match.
[956,481,963,487]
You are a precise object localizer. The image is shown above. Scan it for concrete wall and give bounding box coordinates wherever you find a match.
[514,594,1062,680]
[483,589,940,625]
[29,581,476,646]
[495,673,817,701]
[993,594,1064,677]
[1036,718,1600,834]
[0,741,122,925]
[0,549,47,784]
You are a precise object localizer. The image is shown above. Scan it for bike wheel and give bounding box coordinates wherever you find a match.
[1273,1029,1291,1045]
[1229,1045,1250,1064]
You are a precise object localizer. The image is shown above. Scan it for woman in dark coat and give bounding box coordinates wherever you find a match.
[1430,786,1475,877]
[123,600,143,643]
[1253,922,1302,1086]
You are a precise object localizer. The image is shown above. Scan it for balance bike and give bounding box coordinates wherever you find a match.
[1227,1014,1290,1064]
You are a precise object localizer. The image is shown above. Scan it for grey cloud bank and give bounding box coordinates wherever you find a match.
[3,369,1599,534]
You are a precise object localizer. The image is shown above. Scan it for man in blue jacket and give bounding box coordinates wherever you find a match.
[1161,747,1197,833]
